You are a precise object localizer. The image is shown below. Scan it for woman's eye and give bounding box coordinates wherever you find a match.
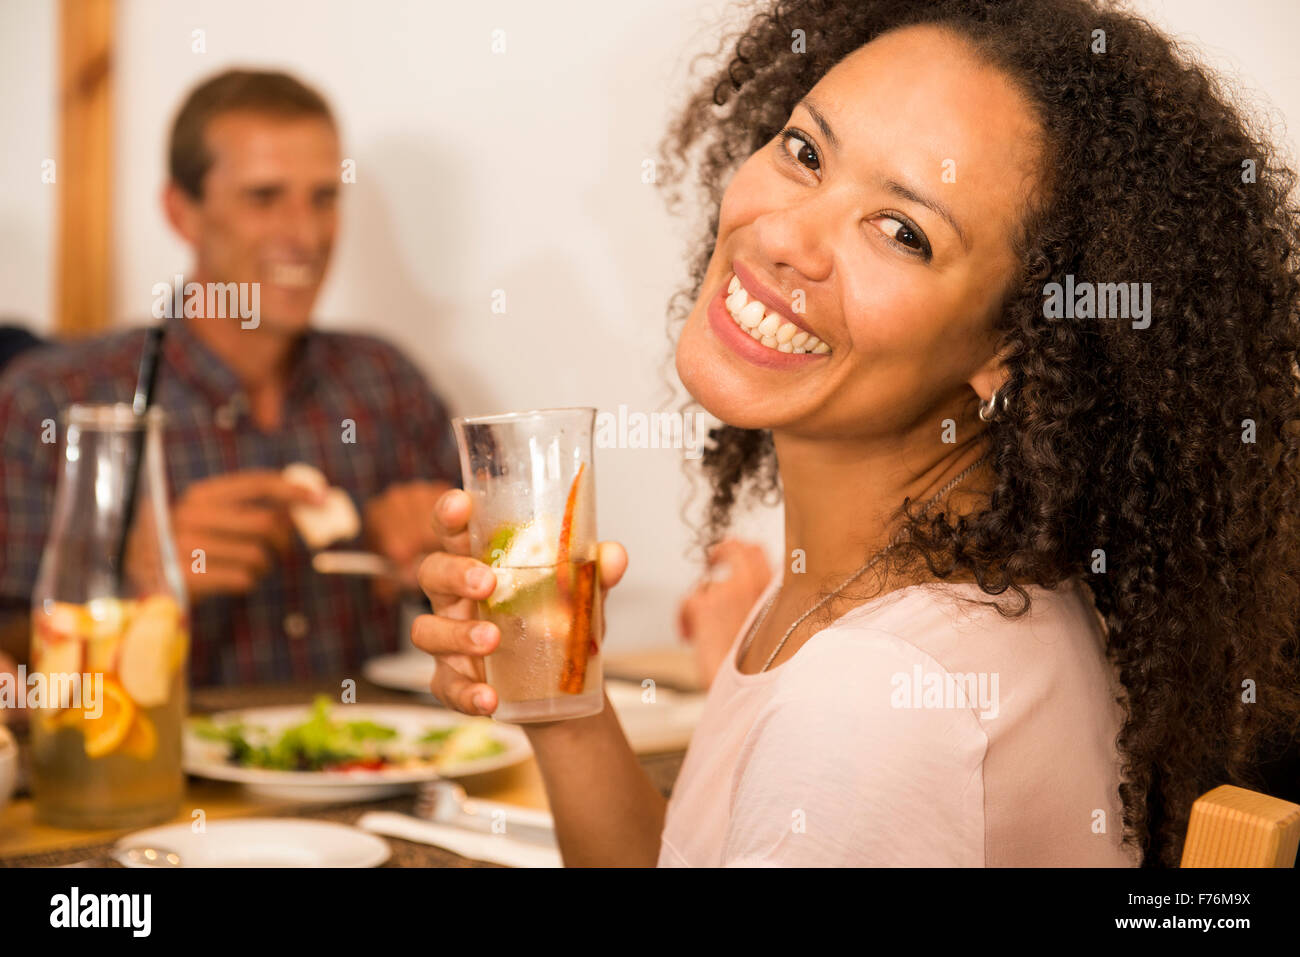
[780,131,820,172]
[874,215,929,255]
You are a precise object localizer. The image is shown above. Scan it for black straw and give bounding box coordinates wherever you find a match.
[113,323,166,585]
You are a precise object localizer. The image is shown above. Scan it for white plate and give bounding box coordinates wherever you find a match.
[184,704,531,802]
[363,652,707,753]
[115,818,390,868]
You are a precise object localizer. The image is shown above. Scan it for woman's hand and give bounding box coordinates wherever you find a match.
[412,488,627,715]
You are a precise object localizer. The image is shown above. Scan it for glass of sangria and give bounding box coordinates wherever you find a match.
[452,408,603,723]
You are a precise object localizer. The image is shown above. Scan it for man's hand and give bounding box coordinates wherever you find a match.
[172,470,325,599]
[677,539,774,688]
[364,480,453,598]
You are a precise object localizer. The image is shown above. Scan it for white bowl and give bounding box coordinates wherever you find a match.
[0,726,17,812]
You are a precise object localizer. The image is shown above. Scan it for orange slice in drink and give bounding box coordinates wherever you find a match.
[121,711,157,761]
[82,678,136,758]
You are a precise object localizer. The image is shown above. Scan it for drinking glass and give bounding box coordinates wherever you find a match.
[452,408,603,723]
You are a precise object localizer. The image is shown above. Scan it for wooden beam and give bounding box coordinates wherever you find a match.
[55,0,113,337]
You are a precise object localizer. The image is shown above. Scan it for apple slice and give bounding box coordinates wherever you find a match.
[33,602,86,677]
[85,597,127,676]
[35,629,84,680]
[118,595,180,708]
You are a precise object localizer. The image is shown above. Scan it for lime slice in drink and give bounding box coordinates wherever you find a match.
[482,517,559,610]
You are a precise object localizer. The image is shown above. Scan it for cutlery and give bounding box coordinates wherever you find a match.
[415,780,556,846]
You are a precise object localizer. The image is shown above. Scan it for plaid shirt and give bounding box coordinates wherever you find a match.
[0,318,460,686]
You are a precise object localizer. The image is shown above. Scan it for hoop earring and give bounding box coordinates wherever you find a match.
[978,387,1009,422]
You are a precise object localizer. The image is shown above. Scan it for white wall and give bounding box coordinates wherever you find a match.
[0,0,56,330]
[2,0,1297,650]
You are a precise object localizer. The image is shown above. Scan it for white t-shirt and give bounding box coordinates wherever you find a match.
[657,576,1139,867]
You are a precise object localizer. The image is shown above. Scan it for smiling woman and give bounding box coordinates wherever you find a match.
[656,0,1300,867]
[411,0,1300,870]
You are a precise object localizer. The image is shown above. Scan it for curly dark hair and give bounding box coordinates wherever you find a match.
[657,0,1300,866]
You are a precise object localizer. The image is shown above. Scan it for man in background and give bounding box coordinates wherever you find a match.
[0,70,455,686]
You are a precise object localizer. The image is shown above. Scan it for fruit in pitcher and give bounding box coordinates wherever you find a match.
[33,602,85,677]
[169,627,189,677]
[119,595,180,708]
[121,711,158,761]
[81,678,136,758]
[84,598,126,675]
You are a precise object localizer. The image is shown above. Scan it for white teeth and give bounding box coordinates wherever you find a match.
[738,301,766,329]
[722,273,829,356]
[270,263,313,287]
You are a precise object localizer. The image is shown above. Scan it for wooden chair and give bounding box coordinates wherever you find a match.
[1181,784,1300,867]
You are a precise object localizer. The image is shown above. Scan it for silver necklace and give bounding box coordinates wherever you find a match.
[737,452,991,673]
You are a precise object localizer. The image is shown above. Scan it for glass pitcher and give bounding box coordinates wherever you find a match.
[29,403,189,829]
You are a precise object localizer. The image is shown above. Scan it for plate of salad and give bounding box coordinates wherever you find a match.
[184,697,531,801]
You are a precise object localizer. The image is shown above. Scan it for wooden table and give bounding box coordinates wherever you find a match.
[0,676,687,867]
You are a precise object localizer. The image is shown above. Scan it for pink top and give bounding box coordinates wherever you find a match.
[657,576,1139,867]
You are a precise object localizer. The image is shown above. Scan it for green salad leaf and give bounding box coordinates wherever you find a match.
[195,697,506,771]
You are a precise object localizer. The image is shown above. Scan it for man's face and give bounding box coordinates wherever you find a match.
[170,111,341,331]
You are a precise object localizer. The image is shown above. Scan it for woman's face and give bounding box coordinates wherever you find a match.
[676,24,1045,439]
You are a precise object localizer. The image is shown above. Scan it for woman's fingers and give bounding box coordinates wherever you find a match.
[409,614,499,715]
[427,652,498,716]
[432,488,473,556]
[417,551,497,616]
[410,612,499,657]
[597,541,627,590]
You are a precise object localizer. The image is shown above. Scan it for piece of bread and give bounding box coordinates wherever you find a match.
[283,463,361,551]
